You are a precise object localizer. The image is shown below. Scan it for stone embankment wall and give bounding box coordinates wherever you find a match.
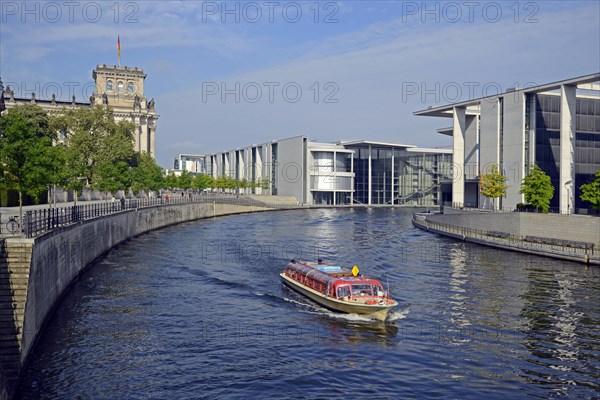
[437,208,600,246]
[0,202,274,400]
[413,208,599,265]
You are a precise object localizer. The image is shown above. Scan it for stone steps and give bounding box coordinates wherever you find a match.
[0,238,32,391]
[0,240,33,400]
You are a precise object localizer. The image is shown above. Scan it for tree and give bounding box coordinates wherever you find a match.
[164,172,178,189]
[193,174,213,191]
[0,104,57,218]
[580,170,600,210]
[261,177,270,191]
[95,160,132,193]
[520,164,554,213]
[178,170,193,190]
[56,106,135,191]
[479,164,508,209]
[130,152,165,194]
[240,178,249,193]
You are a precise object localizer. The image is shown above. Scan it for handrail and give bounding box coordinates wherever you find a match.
[22,195,300,238]
[412,213,595,257]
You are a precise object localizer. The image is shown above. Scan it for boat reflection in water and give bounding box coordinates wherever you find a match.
[280,259,398,321]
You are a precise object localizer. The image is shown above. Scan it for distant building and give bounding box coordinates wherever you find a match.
[197,136,452,206]
[169,154,207,176]
[340,141,452,206]
[0,64,159,158]
[415,73,600,213]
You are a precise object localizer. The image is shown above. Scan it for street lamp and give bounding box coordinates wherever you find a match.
[565,180,572,214]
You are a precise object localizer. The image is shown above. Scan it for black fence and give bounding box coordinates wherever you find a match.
[18,194,300,238]
[444,202,600,215]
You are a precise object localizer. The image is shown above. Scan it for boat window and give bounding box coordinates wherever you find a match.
[351,284,372,296]
[337,286,351,298]
[373,285,384,296]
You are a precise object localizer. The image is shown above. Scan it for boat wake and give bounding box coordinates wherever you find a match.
[282,297,323,311]
[284,296,410,323]
[387,307,410,321]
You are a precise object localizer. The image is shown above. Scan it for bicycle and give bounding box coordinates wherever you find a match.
[6,215,21,234]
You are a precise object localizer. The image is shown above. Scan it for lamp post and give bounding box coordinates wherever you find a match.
[565,180,572,214]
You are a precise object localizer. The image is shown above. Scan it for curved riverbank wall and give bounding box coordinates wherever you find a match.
[0,202,276,400]
[414,207,599,265]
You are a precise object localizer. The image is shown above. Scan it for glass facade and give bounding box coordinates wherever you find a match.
[535,94,600,211]
[346,144,452,206]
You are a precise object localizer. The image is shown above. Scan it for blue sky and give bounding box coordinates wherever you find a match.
[1,1,599,168]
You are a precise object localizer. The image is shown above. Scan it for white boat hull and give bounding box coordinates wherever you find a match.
[280,273,396,321]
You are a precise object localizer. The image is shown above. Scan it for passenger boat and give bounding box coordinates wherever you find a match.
[280,260,397,321]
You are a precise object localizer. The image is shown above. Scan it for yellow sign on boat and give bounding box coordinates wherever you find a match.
[352,265,359,276]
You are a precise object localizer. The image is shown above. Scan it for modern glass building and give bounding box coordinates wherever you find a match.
[341,141,452,206]
[200,137,452,206]
[171,154,207,176]
[534,93,600,211]
[415,73,600,213]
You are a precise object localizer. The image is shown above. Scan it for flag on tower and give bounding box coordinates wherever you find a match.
[118,35,121,65]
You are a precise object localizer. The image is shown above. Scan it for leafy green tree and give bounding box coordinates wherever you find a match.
[225,176,239,191]
[193,174,213,191]
[261,177,270,191]
[130,152,165,194]
[56,106,135,190]
[178,170,193,190]
[248,179,259,194]
[479,164,508,209]
[580,170,600,210]
[0,104,57,218]
[164,172,178,189]
[95,160,132,193]
[520,164,554,213]
[240,178,249,193]
[213,176,225,192]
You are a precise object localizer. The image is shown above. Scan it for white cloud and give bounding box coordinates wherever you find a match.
[154,3,599,166]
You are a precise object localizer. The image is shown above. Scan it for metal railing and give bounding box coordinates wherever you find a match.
[20,194,300,238]
[444,202,600,216]
[412,213,596,258]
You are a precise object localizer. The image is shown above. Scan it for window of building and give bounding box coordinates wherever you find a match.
[127,82,134,93]
[106,80,113,91]
[117,81,124,92]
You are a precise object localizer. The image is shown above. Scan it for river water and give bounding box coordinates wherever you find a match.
[16,208,600,399]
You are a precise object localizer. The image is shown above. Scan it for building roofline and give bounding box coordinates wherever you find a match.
[338,140,417,148]
[414,72,600,118]
[407,147,452,154]
[10,97,91,107]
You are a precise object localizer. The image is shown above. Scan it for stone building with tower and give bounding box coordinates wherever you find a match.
[0,64,158,158]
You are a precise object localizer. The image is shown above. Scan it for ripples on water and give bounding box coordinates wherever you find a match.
[17,208,600,399]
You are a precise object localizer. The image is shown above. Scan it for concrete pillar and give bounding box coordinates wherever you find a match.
[132,115,140,152]
[391,152,395,204]
[149,120,156,158]
[368,145,372,205]
[139,116,148,154]
[350,152,354,204]
[452,106,466,206]
[560,84,576,214]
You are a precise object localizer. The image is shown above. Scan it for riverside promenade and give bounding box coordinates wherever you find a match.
[412,207,599,266]
[0,194,299,400]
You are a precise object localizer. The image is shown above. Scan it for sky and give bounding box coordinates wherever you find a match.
[1,1,599,168]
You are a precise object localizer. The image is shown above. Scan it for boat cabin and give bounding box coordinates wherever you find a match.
[284,261,386,300]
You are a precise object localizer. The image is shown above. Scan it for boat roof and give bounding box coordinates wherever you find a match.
[288,260,382,282]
